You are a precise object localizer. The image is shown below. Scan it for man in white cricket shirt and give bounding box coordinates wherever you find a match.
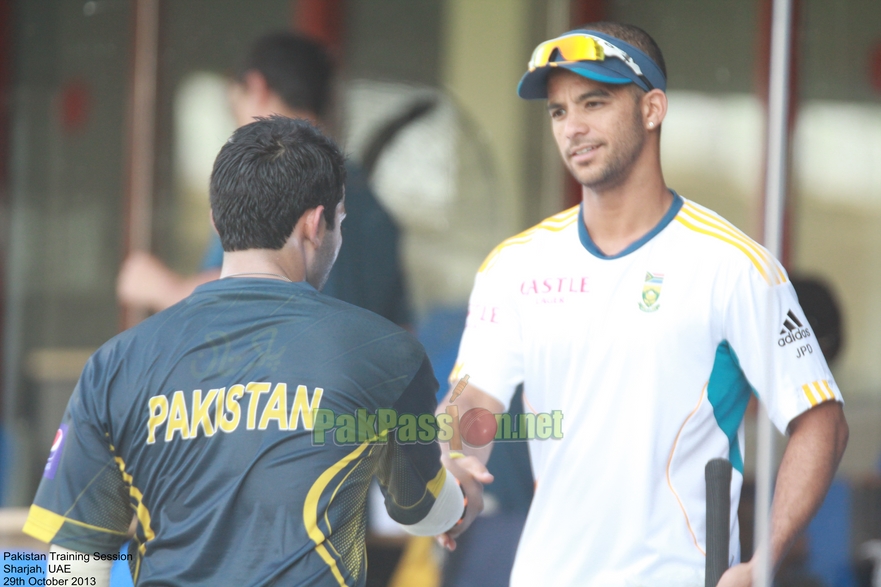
[436,21,848,587]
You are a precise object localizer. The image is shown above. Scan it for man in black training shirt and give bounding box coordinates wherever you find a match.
[24,116,489,586]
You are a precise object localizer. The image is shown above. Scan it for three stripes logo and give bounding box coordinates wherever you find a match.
[777,309,812,347]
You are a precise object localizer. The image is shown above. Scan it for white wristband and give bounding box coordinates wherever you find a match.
[399,468,465,536]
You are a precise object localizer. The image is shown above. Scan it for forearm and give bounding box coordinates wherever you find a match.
[431,381,500,549]
[117,250,221,312]
[767,401,848,569]
[435,382,504,466]
[719,401,848,587]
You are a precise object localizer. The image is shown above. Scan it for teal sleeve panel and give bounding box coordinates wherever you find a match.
[706,340,755,474]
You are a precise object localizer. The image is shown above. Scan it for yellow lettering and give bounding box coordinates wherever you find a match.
[258,383,289,430]
[289,386,324,430]
[147,396,168,444]
[219,384,243,433]
[190,389,219,438]
[152,382,325,439]
[165,391,191,441]
[245,382,271,430]
[212,388,225,431]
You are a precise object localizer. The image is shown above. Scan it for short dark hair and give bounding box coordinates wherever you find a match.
[236,32,333,119]
[210,115,346,252]
[581,21,667,80]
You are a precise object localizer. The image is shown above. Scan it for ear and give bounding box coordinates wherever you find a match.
[642,89,668,130]
[300,206,327,246]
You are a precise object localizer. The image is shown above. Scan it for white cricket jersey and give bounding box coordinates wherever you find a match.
[451,193,841,587]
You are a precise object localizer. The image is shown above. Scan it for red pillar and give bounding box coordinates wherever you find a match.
[571,0,606,27]
[292,0,346,58]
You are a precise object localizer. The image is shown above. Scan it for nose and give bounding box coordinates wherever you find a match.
[563,108,588,141]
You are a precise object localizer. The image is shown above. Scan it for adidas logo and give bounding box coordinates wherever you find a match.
[780,310,803,334]
[777,310,811,347]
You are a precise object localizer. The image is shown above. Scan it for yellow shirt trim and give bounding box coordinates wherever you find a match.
[676,202,787,286]
[426,466,446,499]
[803,380,836,407]
[478,206,579,274]
[22,504,129,544]
[114,456,155,555]
[303,441,371,587]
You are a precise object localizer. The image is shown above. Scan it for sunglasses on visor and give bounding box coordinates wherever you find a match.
[527,33,655,91]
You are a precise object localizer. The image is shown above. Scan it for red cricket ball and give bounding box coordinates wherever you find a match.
[460,407,498,448]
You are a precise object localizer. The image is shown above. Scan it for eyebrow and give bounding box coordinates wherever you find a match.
[547,88,614,112]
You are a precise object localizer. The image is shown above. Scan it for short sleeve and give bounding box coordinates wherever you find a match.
[449,254,524,410]
[23,359,132,553]
[724,264,842,434]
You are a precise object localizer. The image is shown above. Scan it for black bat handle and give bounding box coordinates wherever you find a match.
[705,458,733,587]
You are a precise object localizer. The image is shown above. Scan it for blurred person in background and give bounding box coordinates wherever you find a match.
[117,31,410,328]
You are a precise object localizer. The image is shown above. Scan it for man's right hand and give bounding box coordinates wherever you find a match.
[436,454,493,551]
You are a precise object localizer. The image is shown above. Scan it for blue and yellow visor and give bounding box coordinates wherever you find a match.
[518,30,666,98]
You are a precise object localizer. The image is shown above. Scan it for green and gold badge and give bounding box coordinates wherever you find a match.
[638,272,664,312]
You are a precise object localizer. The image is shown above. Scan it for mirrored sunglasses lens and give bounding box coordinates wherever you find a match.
[530,35,602,68]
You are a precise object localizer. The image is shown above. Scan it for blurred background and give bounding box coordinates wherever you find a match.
[0,0,879,585]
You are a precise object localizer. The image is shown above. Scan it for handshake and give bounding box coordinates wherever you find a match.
[436,453,494,551]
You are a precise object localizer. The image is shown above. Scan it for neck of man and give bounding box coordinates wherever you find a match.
[220,247,306,283]
[235,93,319,128]
[580,146,671,257]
